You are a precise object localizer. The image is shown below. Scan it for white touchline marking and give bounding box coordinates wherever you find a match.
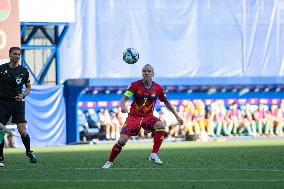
[1,167,283,173]
[3,179,284,182]
[0,168,25,171]
[62,167,284,172]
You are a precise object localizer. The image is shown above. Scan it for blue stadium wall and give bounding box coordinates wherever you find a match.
[64,77,284,144]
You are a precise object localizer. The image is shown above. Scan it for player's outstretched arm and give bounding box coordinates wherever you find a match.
[164,100,183,125]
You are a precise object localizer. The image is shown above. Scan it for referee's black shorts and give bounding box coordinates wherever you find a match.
[0,99,26,125]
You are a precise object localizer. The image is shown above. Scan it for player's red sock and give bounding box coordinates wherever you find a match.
[152,131,165,153]
[108,143,122,162]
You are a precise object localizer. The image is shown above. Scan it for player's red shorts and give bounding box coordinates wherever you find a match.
[120,114,160,136]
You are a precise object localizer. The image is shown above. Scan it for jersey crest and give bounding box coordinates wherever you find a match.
[16,77,22,84]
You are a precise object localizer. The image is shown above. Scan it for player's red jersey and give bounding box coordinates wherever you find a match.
[127,79,167,116]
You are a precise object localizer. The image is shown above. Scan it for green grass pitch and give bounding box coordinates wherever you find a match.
[0,139,284,189]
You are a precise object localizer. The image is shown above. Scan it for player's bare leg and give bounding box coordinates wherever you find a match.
[102,134,130,169]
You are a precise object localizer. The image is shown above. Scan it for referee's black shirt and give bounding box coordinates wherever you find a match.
[0,63,30,101]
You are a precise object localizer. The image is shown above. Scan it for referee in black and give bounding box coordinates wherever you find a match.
[0,47,37,167]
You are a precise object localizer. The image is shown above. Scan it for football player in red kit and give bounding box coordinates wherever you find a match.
[102,64,183,168]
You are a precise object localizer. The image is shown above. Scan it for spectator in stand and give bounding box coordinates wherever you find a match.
[278,100,284,135]
[86,109,99,129]
[215,100,228,137]
[4,128,16,148]
[99,108,113,140]
[240,104,256,136]
[192,100,206,135]
[205,104,216,137]
[182,101,194,138]
[116,107,127,128]
[268,104,282,136]
[161,107,179,139]
[253,103,270,136]
[3,118,16,148]
[225,102,242,136]
[110,111,121,140]
[78,109,88,142]
[170,105,185,139]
